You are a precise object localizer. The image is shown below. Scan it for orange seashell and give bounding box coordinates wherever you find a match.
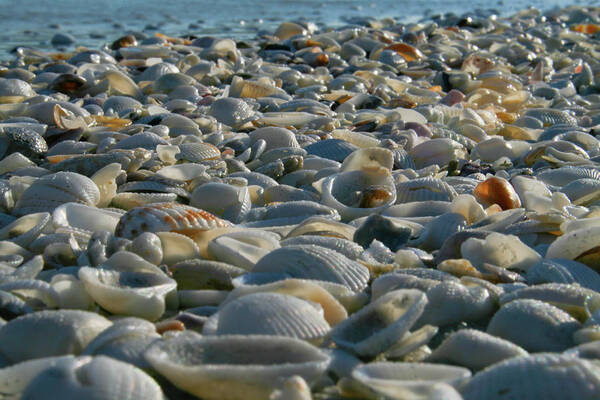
[474,177,521,210]
[573,24,600,34]
[155,320,185,334]
[384,42,423,62]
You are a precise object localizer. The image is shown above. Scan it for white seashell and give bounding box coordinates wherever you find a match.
[222,279,347,326]
[281,235,363,260]
[178,289,229,308]
[90,163,121,208]
[52,202,122,234]
[110,192,178,210]
[340,147,393,174]
[13,172,100,217]
[371,273,445,301]
[156,144,180,164]
[461,232,541,271]
[0,152,35,175]
[156,231,200,266]
[145,332,330,400]
[384,325,439,360]
[0,310,111,363]
[252,245,370,292]
[21,355,163,400]
[545,225,600,265]
[0,212,50,248]
[0,355,76,398]
[409,138,467,169]
[352,362,470,400]
[461,353,600,400]
[269,375,312,400]
[114,202,232,239]
[78,261,177,320]
[426,329,528,371]
[208,230,280,271]
[203,292,330,340]
[317,169,396,221]
[156,163,207,181]
[487,299,581,352]
[330,289,427,357]
[410,212,467,251]
[0,279,60,308]
[190,182,251,223]
[249,127,299,151]
[130,232,163,265]
[50,274,94,310]
[395,177,457,203]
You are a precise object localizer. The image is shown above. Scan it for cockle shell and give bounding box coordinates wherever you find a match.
[114,202,232,239]
[145,332,330,400]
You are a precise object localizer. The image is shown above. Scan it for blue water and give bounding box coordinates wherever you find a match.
[0,0,593,60]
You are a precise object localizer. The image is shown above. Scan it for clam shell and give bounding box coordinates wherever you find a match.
[0,212,50,247]
[203,292,330,340]
[114,202,232,239]
[145,332,330,400]
[208,230,280,271]
[52,202,122,234]
[330,289,427,357]
[251,245,370,292]
[395,177,458,203]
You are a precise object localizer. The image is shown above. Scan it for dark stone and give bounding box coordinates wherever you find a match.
[354,214,412,251]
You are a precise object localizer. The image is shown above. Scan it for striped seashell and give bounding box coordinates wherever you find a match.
[304,139,359,162]
[561,178,600,205]
[110,192,178,210]
[395,177,458,204]
[177,142,221,163]
[13,172,100,217]
[114,203,232,239]
[113,132,168,150]
[252,245,370,292]
[202,292,330,340]
[535,166,600,188]
[461,354,600,400]
[524,108,578,126]
[281,235,363,260]
[526,259,600,292]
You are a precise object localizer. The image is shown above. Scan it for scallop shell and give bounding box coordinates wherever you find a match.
[251,245,370,292]
[0,212,50,247]
[190,182,251,223]
[304,139,359,162]
[330,289,427,357]
[281,235,363,260]
[177,142,221,162]
[13,172,100,216]
[461,354,600,400]
[202,292,330,340]
[114,202,232,239]
[169,259,245,291]
[110,192,178,210]
[535,166,600,188]
[0,356,76,398]
[352,362,470,400]
[145,332,330,400]
[208,97,257,128]
[486,299,581,352]
[52,202,122,234]
[395,177,458,203]
[249,127,299,151]
[526,259,600,292]
[0,310,112,363]
[426,329,528,371]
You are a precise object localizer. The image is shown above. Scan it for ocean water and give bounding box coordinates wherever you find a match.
[0,0,592,60]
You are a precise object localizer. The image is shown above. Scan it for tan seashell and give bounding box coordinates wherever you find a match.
[473,176,521,210]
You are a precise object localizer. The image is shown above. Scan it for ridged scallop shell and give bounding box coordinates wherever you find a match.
[21,355,163,399]
[281,235,363,260]
[535,166,600,188]
[487,299,580,352]
[202,292,330,340]
[145,332,330,400]
[304,139,359,162]
[13,172,100,216]
[352,362,470,400]
[190,182,251,223]
[526,259,600,292]
[395,177,458,203]
[426,329,528,371]
[177,142,221,162]
[114,202,232,239]
[251,245,370,292]
[0,310,111,363]
[461,354,600,400]
[330,289,427,357]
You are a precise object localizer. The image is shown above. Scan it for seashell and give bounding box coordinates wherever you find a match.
[340,147,393,174]
[177,142,221,162]
[526,258,600,292]
[145,332,330,400]
[249,127,299,151]
[90,163,121,208]
[524,108,578,126]
[426,329,528,371]
[535,166,600,188]
[251,245,370,292]
[395,177,458,203]
[208,230,280,271]
[0,289,33,320]
[100,70,143,99]
[102,95,142,118]
[269,375,312,400]
[13,172,100,217]
[156,163,207,181]
[169,259,245,291]
[0,212,50,248]
[352,362,470,400]
[0,310,112,363]
[2,127,48,156]
[229,76,287,99]
[353,214,412,252]
[202,292,331,341]
[383,324,438,360]
[113,131,168,150]
[487,299,581,352]
[410,212,467,251]
[409,138,467,169]
[114,202,232,240]
[190,182,250,223]
[81,317,160,369]
[245,201,340,227]
[229,171,278,189]
[21,355,163,399]
[473,176,521,210]
[281,235,363,260]
[317,169,396,221]
[110,192,178,210]
[545,225,600,271]
[304,139,359,162]
[461,353,600,400]
[461,232,542,271]
[52,202,122,234]
[117,180,190,199]
[49,151,150,176]
[157,231,200,266]
[330,289,427,357]
[208,97,257,128]
[263,185,319,203]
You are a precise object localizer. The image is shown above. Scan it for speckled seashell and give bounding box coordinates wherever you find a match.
[352,362,470,400]
[330,289,428,357]
[395,177,458,203]
[13,172,100,217]
[0,310,111,363]
[426,329,528,371]
[145,332,330,400]
[487,299,581,352]
[203,292,330,340]
[251,243,368,291]
[461,354,600,400]
[21,355,164,400]
[114,202,232,239]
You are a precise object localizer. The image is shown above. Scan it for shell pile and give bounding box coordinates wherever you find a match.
[1,5,600,400]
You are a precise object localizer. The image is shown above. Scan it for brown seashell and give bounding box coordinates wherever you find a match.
[473,177,521,210]
[155,319,185,334]
[111,34,137,50]
[383,42,423,61]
